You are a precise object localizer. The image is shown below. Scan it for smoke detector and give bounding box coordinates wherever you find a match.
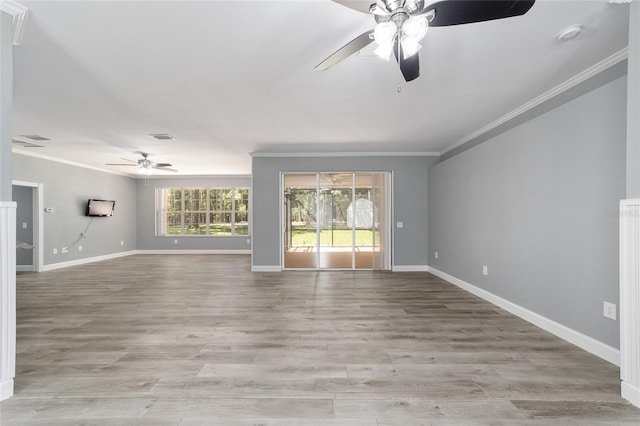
[557,25,583,41]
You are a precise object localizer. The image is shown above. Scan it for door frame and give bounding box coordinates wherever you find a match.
[279,171,392,271]
[12,180,44,272]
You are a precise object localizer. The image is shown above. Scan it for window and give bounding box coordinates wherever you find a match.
[156,188,250,236]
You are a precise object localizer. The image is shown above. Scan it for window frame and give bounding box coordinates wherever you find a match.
[156,187,250,237]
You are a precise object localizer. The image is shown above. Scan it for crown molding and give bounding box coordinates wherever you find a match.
[12,148,132,177]
[442,47,629,156]
[250,151,440,158]
[0,1,28,45]
[136,174,252,180]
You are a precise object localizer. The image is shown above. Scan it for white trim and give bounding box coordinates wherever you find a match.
[0,203,16,401]
[392,265,429,272]
[428,266,621,366]
[279,172,284,269]
[16,265,33,272]
[251,265,281,272]
[622,381,640,409]
[41,250,252,271]
[619,198,640,409]
[137,250,251,255]
[442,48,629,155]
[42,250,137,272]
[0,0,27,45]
[0,379,13,401]
[34,184,43,272]
[11,180,37,188]
[12,149,131,177]
[12,180,43,272]
[141,174,251,180]
[250,152,440,158]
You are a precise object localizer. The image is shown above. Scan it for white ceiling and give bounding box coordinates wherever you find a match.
[11,0,630,176]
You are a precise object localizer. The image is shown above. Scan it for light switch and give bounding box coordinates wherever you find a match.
[22,222,28,229]
[397,222,403,229]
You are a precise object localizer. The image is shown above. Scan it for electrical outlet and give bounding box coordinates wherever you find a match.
[397,222,403,229]
[22,222,28,229]
[78,245,83,251]
[482,265,488,276]
[246,238,251,244]
[62,247,68,253]
[174,239,178,245]
[53,248,58,254]
[603,301,617,320]
[120,240,124,246]
[435,251,439,259]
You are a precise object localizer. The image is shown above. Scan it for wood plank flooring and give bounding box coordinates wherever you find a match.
[1,254,638,424]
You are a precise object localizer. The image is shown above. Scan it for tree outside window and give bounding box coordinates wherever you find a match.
[158,187,250,236]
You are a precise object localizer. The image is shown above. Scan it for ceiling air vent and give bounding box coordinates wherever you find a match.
[12,139,44,148]
[21,134,50,141]
[149,134,175,141]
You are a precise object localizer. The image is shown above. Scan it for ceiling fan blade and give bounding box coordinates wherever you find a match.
[153,163,173,168]
[120,157,137,163]
[425,0,535,27]
[156,167,178,172]
[106,163,138,166]
[393,41,420,82]
[315,30,374,71]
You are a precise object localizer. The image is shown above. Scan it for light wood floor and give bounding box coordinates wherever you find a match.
[285,249,373,269]
[1,254,638,425]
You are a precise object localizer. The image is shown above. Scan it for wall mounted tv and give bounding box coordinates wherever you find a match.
[86,199,115,217]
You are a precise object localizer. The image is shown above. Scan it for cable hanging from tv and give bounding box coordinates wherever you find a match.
[67,217,94,250]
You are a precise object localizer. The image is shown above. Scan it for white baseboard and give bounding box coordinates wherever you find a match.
[41,250,252,272]
[622,381,640,408]
[428,266,620,367]
[392,265,429,272]
[42,250,137,271]
[251,265,282,272]
[137,250,251,255]
[0,379,13,401]
[16,265,33,272]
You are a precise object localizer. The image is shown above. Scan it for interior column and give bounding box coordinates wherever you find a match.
[0,9,16,401]
[621,0,640,410]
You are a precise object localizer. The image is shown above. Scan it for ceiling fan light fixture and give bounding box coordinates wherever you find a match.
[374,42,394,61]
[402,16,428,42]
[400,38,422,59]
[374,21,397,45]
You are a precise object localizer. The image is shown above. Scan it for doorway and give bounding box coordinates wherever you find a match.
[12,181,43,272]
[282,172,391,270]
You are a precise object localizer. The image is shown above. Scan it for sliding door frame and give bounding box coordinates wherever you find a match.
[280,171,392,271]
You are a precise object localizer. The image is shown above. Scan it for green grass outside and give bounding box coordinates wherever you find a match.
[167,224,248,236]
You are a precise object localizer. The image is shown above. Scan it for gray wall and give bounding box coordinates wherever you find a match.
[13,153,137,265]
[136,176,252,251]
[1,12,13,201]
[12,185,32,266]
[252,156,439,268]
[428,76,627,348]
[628,1,640,198]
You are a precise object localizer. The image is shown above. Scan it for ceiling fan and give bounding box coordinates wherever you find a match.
[315,0,536,82]
[106,152,177,173]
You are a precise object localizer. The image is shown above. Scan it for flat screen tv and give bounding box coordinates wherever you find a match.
[86,199,115,217]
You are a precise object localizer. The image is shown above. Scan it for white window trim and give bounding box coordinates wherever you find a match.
[155,187,250,237]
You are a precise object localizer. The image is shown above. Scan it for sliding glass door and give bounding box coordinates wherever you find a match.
[283,172,391,270]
